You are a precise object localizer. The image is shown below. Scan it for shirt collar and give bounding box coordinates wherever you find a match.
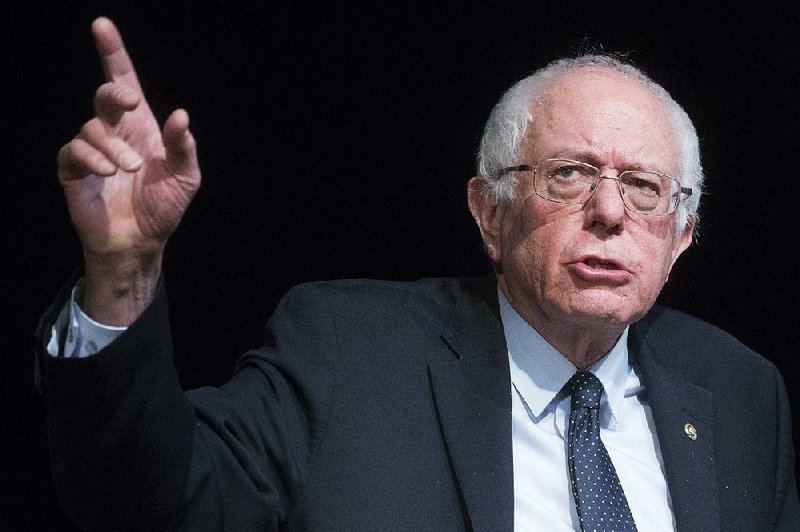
[499,287,631,429]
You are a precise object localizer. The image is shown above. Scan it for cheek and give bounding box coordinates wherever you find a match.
[501,210,574,286]
[631,226,680,294]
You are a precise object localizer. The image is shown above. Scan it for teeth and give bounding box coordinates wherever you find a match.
[586,259,615,269]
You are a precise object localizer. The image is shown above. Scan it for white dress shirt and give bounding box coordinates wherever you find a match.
[499,288,676,531]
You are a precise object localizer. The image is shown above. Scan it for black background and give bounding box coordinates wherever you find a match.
[3,2,799,529]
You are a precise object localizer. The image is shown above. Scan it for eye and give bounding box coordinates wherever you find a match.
[548,163,591,182]
[621,172,663,196]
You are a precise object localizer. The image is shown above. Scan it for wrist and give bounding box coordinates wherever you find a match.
[81,249,163,326]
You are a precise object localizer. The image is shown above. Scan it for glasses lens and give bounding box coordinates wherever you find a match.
[536,160,598,203]
[619,172,680,214]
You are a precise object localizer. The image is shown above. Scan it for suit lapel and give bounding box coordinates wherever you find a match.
[429,278,514,532]
[631,323,720,531]
[428,281,720,531]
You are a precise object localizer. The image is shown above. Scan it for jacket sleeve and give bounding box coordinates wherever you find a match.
[36,279,338,530]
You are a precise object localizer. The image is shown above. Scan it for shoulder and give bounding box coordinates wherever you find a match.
[284,277,477,300]
[262,277,493,346]
[635,305,749,348]
[278,277,488,321]
[632,305,780,386]
[253,276,498,387]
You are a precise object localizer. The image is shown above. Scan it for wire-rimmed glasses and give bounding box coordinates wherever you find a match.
[495,158,692,215]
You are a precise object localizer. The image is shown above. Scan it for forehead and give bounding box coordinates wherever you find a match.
[525,68,679,173]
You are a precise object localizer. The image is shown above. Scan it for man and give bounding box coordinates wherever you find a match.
[38,17,799,530]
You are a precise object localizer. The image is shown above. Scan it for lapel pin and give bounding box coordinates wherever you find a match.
[684,422,697,440]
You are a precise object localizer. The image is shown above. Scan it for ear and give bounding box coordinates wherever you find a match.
[467,177,504,263]
[668,217,694,273]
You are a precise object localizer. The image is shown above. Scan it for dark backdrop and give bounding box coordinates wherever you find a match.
[3,3,799,529]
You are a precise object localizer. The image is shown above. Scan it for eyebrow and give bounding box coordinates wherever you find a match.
[547,150,668,174]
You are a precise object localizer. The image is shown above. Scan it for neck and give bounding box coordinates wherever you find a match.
[497,280,625,369]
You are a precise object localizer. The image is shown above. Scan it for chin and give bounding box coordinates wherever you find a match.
[560,291,650,328]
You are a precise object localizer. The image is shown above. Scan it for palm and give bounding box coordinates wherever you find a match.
[59,18,200,257]
[64,113,198,254]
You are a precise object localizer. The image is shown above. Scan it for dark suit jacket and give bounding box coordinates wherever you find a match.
[37,276,799,530]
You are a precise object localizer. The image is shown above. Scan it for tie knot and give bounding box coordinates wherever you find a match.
[568,370,604,409]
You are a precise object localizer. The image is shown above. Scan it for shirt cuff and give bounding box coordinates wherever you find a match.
[46,283,128,358]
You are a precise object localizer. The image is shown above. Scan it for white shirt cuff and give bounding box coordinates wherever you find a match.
[46,284,127,358]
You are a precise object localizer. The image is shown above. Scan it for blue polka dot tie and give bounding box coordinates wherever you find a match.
[567,370,637,531]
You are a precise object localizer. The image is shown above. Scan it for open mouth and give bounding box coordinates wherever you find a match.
[583,258,619,270]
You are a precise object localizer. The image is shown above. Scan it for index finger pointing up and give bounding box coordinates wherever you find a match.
[91,17,141,90]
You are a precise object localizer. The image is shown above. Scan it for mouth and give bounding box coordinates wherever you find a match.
[583,258,621,270]
[569,255,631,284]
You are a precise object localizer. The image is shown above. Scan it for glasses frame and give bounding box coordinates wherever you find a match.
[495,158,693,216]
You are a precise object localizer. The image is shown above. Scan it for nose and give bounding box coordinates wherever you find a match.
[584,175,626,230]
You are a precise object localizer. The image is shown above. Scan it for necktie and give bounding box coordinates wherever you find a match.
[567,370,637,532]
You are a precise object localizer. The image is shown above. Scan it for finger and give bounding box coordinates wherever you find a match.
[57,138,117,182]
[91,17,142,91]
[77,118,143,173]
[163,109,200,179]
[93,82,140,126]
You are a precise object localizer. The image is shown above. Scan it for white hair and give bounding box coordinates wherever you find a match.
[476,55,703,234]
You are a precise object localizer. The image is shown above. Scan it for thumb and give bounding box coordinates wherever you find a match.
[163,108,200,179]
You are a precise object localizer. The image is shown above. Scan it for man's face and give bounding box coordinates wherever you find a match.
[472,69,693,334]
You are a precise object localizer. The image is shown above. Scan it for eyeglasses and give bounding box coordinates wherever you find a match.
[495,158,693,215]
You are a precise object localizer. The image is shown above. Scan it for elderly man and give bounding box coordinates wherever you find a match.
[39,17,798,531]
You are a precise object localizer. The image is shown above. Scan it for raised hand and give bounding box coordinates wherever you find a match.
[57,18,201,324]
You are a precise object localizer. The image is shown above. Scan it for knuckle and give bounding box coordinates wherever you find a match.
[57,142,85,179]
[80,118,111,142]
[87,151,110,169]
[79,120,96,138]
[56,143,72,165]
[94,82,113,103]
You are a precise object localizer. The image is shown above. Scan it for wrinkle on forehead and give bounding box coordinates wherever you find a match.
[526,69,680,174]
